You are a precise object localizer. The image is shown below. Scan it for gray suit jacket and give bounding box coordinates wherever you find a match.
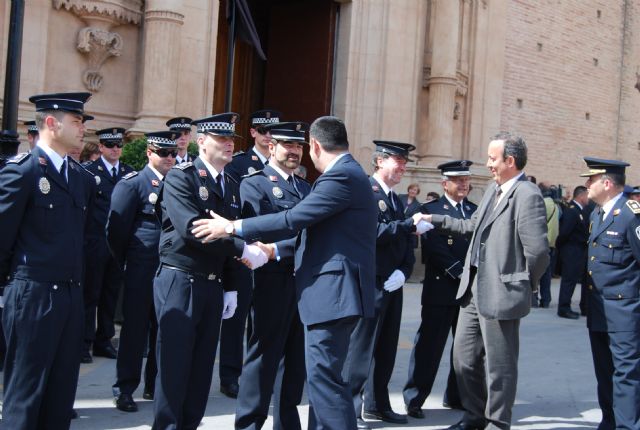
[431,175,549,320]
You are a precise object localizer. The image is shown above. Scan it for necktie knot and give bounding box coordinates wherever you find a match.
[111,166,117,178]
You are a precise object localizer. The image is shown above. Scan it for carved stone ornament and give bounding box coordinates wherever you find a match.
[52,0,143,92]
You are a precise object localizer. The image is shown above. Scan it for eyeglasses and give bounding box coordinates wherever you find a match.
[102,141,124,149]
[152,148,178,158]
[255,127,268,135]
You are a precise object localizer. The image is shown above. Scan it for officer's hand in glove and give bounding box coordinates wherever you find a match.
[383,269,406,292]
[222,291,238,319]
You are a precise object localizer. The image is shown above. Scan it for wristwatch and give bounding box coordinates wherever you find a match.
[224,222,235,235]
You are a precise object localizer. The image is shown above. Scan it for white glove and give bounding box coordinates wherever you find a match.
[415,220,434,235]
[222,291,238,319]
[383,269,406,292]
[241,243,269,270]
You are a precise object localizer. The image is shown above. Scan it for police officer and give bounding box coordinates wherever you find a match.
[349,141,430,429]
[152,112,268,429]
[403,160,477,418]
[107,131,179,412]
[556,186,589,319]
[82,128,135,362]
[24,120,39,149]
[580,157,640,430]
[166,116,194,164]
[235,121,311,430]
[0,92,95,429]
[227,109,282,181]
[219,109,281,398]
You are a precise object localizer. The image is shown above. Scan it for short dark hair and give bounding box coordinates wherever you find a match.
[310,116,349,152]
[492,131,527,170]
[601,173,625,187]
[573,185,587,198]
[35,110,66,130]
[371,151,389,171]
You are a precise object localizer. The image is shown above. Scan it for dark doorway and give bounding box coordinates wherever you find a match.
[213,0,338,181]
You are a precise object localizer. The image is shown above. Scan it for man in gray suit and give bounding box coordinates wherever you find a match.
[424,132,549,430]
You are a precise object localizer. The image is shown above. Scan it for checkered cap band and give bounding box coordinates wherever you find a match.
[252,117,280,125]
[197,122,236,133]
[148,136,176,145]
[27,125,38,132]
[171,123,192,130]
[98,133,123,140]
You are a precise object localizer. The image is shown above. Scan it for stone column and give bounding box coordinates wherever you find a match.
[424,0,460,162]
[130,0,184,134]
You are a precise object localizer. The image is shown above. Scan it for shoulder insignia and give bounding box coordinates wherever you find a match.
[569,204,576,209]
[232,150,245,157]
[626,200,640,214]
[372,185,379,192]
[123,171,138,180]
[173,161,193,170]
[241,169,264,178]
[7,152,30,164]
[613,208,621,216]
[81,161,92,168]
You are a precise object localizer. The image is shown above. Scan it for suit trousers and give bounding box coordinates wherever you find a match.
[113,256,158,396]
[2,279,83,430]
[152,266,224,430]
[557,245,586,311]
[235,270,305,430]
[588,330,640,430]
[454,288,520,430]
[403,304,460,408]
[220,268,253,386]
[306,316,359,430]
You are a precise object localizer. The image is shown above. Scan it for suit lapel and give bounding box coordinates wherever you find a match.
[593,197,625,237]
[484,176,526,228]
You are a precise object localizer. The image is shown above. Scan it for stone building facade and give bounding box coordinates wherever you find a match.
[1,0,638,196]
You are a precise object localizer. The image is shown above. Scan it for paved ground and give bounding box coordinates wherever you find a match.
[2,279,600,429]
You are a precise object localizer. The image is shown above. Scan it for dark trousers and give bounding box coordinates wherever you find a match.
[83,238,122,350]
[220,268,253,387]
[403,304,460,408]
[152,266,224,430]
[2,279,83,430]
[306,316,359,430]
[235,271,305,430]
[535,248,555,306]
[113,257,158,396]
[588,330,640,430]
[558,245,586,311]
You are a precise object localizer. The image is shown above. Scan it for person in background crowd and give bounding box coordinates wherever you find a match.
[24,120,39,149]
[166,116,194,164]
[624,184,640,203]
[80,141,101,164]
[533,182,560,308]
[399,183,422,218]
[426,191,440,202]
[294,164,307,179]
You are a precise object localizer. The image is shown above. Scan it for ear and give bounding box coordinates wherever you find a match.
[45,115,58,130]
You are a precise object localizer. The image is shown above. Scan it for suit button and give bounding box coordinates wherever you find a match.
[588,285,593,290]
[53,285,58,290]
[608,244,613,249]
[592,242,597,247]
[189,278,194,283]
[590,256,595,261]
[588,270,592,276]
[618,294,623,299]
[435,276,440,280]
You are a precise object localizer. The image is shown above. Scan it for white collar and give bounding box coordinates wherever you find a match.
[323,152,349,174]
[37,141,65,172]
[101,156,119,173]
[444,193,463,209]
[497,172,525,201]
[372,172,393,196]
[176,153,188,164]
[200,157,223,182]
[148,164,164,181]
[252,147,268,165]
[572,200,583,211]
[602,192,624,220]
[269,162,293,181]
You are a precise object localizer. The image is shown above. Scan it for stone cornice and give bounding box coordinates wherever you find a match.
[144,10,185,25]
[52,0,143,25]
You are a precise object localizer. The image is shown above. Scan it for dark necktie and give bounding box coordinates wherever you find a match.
[111,166,117,179]
[213,174,224,197]
[60,159,67,182]
[388,191,397,212]
[288,175,299,197]
[598,209,604,225]
[456,203,465,219]
[494,187,503,208]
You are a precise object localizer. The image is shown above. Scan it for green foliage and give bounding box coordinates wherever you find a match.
[120,138,198,171]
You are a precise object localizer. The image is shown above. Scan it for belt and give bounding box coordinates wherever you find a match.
[160,263,220,281]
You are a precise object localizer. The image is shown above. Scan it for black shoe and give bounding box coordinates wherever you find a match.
[580,308,587,316]
[142,387,154,400]
[114,393,138,412]
[71,409,78,419]
[93,344,118,359]
[557,309,580,320]
[405,404,424,419]
[363,409,408,424]
[220,382,239,399]
[80,350,93,364]
[444,421,484,430]
[356,418,372,430]
[442,400,464,410]
[540,302,550,308]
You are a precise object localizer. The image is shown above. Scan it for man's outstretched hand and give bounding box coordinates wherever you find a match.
[192,210,230,242]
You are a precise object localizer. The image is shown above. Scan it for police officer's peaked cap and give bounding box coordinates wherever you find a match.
[29,92,91,115]
[96,128,126,143]
[145,131,179,149]
[24,120,38,134]
[166,117,193,131]
[250,109,282,126]
[373,140,416,162]
[192,113,242,138]
[438,160,473,177]
[580,157,629,177]
[264,121,309,143]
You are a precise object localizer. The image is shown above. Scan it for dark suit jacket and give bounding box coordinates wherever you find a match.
[240,154,377,326]
[398,194,422,218]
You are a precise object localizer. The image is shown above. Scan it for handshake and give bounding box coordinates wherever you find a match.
[238,241,275,270]
[411,212,434,235]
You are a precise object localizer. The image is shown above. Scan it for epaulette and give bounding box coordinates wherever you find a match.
[173,161,193,170]
[232,150,245,157]
[569,204,576,209]
[242,169,264,178]
[81,161,92,168]
[123,171,138,180]
[7,152,30,164]
[225,172,239,184]
[626,199,640,215]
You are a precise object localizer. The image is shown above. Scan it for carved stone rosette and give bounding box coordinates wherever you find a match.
[52,0,143,92]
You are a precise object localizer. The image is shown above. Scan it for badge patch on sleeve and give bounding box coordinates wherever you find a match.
[627,200,640,214]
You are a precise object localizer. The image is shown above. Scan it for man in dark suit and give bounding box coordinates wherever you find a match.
[403,160,477,419]
[234,121,311,430]
[556,185,589,319]
[580,157,640,430]
[0,92,95,429]
[82,128,134,362]
[107,131,178,412]
[166,116,194,164]
[423,132,549,430]
[152,113,268,430]
[192,116,378,430]
[350,141,427,429]
[227,109,282,181]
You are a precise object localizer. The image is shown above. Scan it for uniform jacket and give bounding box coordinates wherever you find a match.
[106,165,163,268]
[84,157,134,241]
[557,201,589,250]
[0,147,95,284]
[240,164,311,272]
[227,148,265,182]
[156,157,244,287]
[586,197,640,332]
[240,154,377,326]
[421,196,477,306]
[431,175,549,320]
